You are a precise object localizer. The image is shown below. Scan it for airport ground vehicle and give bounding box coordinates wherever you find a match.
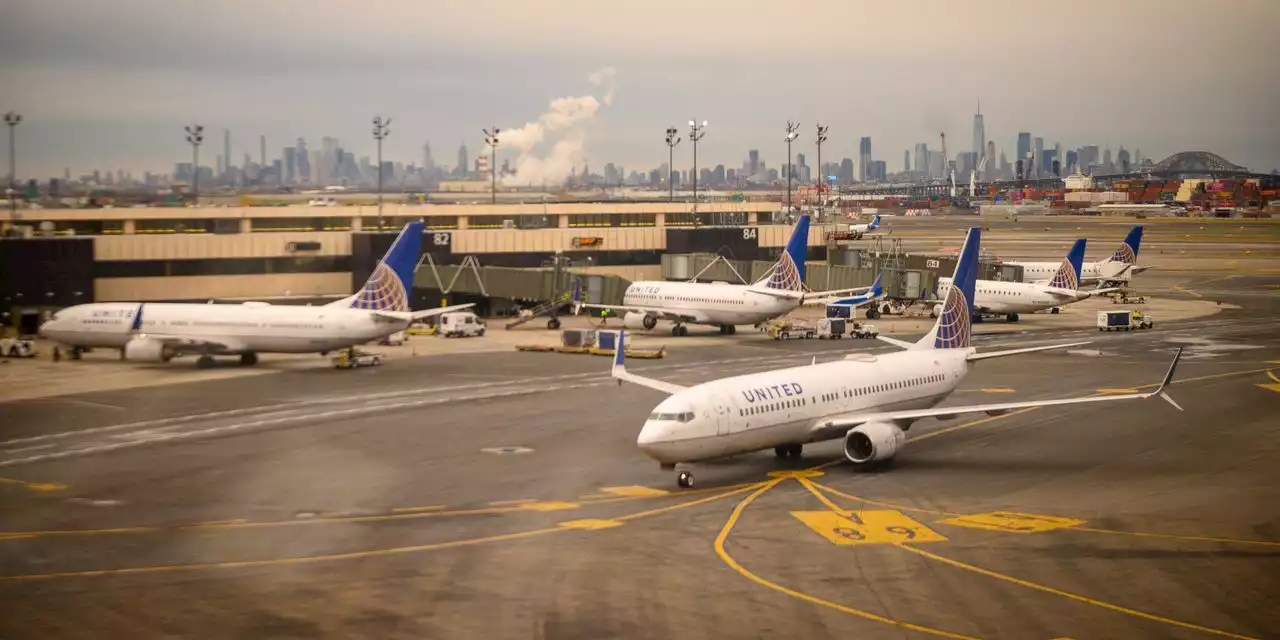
[850,323,880,339]
[1098,310,1153,331]
[332,350,383,368]
[439,312,486,338]
[0,336,37,358]
[379,331,408,346]
[767,320,815,340]
[816,318,846,339]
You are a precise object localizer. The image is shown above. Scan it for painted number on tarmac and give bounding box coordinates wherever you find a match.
[792,510,947,545]
[940,511,1084,534]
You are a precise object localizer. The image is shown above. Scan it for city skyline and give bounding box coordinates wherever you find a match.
[4,0,1278,179]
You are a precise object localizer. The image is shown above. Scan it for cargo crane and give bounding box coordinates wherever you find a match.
[969,155,987,196]
[941,132,956,199]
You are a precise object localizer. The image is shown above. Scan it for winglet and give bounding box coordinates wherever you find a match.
[1149,346,1183,411]
[612,330,627,384]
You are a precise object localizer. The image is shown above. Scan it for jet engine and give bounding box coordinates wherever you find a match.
[124,337,172,362]
[843,421,905,464]
[623,312,658,331]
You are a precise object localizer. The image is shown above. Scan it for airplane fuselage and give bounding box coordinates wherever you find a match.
[936,278,1076,315]
[39,302,406,354]
[1008,259,1131,285]
[636,349,970,464]
[623,281,798,326]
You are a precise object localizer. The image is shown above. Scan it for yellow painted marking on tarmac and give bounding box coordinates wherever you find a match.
[1267,370,1280,382]
[517,501,579,512]
[792,510,948,545]
[896,544,1259,640]
[767,469,825,478]
[0,483,754,582]
[488,498,537,506]
[317,511,353,518]
[0,476,68,493]
[1255,383,1280,394]
[940,512,1085,534]
[713,479,979,640]
[557,518,623,530]
[598,485,670,498]
[390,505,446,513]
[980,387,1016,393]
[189,519,248,527]
[1097,388,1139,394]
[0,534,36,541]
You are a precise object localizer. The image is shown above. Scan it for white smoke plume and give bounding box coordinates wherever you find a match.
[502,68,617,187]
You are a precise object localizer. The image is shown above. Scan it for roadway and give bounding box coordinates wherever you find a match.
[1,278,1278,638]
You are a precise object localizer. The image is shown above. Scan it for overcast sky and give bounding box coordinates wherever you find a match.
[3,0,1278,179]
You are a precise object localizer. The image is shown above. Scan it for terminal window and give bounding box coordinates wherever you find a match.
[135,219,214,234]
[424,216,459,230]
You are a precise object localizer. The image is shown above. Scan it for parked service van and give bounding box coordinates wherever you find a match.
[439,312,486,338]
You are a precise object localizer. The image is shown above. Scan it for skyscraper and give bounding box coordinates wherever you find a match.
[840,158,854,184]
[456,143,469,179]
[858,137,872,182]
[294,138,310,184]
[1016,133,1031,172]
[283,147,296,185]
[903,150,910,173]
[223,129,231,179]
[914,143,928,175]
[972,100,985,165]
[259,135,266,166]
[986,141,996,180]
[1054,142,1062,176]
[748,149,760,176]
[1033,138,1044,178]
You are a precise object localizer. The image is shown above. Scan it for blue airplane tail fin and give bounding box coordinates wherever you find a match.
[1048,239,1086,290]
[759,214,809,291]
[921,227,979,349]
[1110,225,1143,264]
[342,221,424,312]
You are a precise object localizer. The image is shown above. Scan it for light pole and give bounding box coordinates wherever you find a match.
[688,120,706,213]
[483,127,500,205]
[664,127,681,201]
[184,124,203,206]
[372,116,391,230]
[4,112,20,225]
[784,120,800,215]
[816,124,828,217]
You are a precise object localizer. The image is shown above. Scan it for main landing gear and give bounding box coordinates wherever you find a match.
[1005,313,1020,323]
[239,352,259,366]
[774,444,803,458]
[671,324,689,337]
[718,324,737,335]
[196,355,216,369]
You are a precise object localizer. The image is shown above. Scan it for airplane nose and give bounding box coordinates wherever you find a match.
[636,422,664,447]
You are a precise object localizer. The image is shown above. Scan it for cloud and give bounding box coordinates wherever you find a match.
[502,69,618,186]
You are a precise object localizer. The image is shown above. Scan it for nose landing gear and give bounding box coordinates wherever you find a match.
[676,471,694,489]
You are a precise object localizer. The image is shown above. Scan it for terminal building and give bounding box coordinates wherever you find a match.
[1,202,872,332]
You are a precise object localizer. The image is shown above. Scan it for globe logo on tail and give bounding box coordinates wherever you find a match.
[1110,242,1137,264]
[350,262,409,312]
[1048,258,1079,290]
[765,251,805,292]
[933,287,971,349]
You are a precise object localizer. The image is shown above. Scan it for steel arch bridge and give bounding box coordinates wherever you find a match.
[1151,151,1247,174]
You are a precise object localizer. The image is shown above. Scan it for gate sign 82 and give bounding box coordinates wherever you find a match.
[431,232,452,247]
[742,227,759,240]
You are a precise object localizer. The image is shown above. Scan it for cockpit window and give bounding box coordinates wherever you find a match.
[648,411,694,422]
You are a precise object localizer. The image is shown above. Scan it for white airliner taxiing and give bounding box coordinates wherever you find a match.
[936,238,1115,323]
[575,215,873,336]
[609,227,1182,488]
[845,214,882,239]
[39,222,474,368]
[1007,225,1147,287]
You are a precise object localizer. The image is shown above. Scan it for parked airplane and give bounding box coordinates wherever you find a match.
[609,227,1182,488]
[39,222,473,368]
[846,214,882,239]
[1006,225,1147,287]
[936,238,1114,323]
[575,215,873,336]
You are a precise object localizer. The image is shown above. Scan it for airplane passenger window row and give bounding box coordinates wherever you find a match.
[839,373,946,398]
[739,398,802,416]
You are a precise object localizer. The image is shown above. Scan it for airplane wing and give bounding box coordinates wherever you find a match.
[808,348,1182,438]
[576,302,710,324]
[610,330,686,395]
[410,303,475,321]
[137,334,248,355]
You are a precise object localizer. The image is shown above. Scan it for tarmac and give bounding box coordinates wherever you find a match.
[1,218,1278,639]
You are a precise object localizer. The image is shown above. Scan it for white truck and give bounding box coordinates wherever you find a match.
[0,336,38,358]
[439,312,486,338]
[1098,310,1153,331]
